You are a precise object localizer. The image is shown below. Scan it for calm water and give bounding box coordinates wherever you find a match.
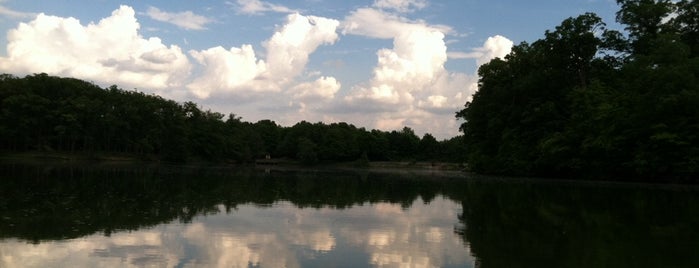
[1,162,698,267]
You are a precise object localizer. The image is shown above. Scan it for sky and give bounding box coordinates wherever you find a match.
[0,0,621,139]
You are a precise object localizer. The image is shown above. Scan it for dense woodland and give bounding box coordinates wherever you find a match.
[0,73,465,164]
[457,0,698,180]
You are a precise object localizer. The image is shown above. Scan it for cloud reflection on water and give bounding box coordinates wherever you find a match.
[0,197,474,268]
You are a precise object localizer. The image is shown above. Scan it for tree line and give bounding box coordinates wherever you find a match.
[456,0,698,181]
[0,73,465,164]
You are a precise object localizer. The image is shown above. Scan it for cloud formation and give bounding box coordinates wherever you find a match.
[187,45,266,98]
[145,7,213,30]
[0,4,36,19]
[337,7,458,137]
[0,5,191,91]
[334,6,514,138]
[233,0,297,15]
[472,35,514,66]
[186,13,339,99]
[373,0,428,13]
[0,3,513,139]
[290,76,341,101]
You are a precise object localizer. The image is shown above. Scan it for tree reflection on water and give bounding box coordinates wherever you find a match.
[1,162,698,267]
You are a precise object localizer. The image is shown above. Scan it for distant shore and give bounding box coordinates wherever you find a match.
[0,151,466,172]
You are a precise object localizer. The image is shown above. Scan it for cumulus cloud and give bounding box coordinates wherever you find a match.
[0,5,191,91]
[187,13,339,99]
[187,45,267,98]
[472,35,514,66]
[373,0,428,13]
[263,14,340,82]
[0,3,512,139]
[342,8,448,107]
[233,0,297,15]
[338,7,458,136]
[290,76,341,101]
[334,6,514,138]
[146,7,213,30]
[447,36,513,65]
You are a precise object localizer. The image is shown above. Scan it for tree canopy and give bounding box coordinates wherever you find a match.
[456,0,699,181]
[0,73,464,164]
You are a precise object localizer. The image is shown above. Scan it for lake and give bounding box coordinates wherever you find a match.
[1,162,698,267]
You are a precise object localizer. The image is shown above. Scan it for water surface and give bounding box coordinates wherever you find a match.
[1,162,698,267]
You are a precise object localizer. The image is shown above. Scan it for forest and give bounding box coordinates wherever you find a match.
[0,73,465,164]
[456,0,698,181]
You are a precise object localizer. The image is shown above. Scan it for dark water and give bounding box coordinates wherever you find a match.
[1,162,698,267]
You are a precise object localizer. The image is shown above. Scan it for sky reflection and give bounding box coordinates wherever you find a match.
[0,196,474,268]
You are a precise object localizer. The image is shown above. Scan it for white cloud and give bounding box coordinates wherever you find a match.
[233,0,297,15]
[0,5,191,91]
[373,0,428,13]
[187,45,267,98]
[446,36,513,64]
[342,8,449,105]
[342,8,450,39]
[339,7,463,136]
[0,5,37,19]
[446,51,480,60]
[263,14,340,82]
[290,76,341,100]
[187,13,339,99]
[334,6,514,138]
[0,3,511,139]
[472,35,513,66]
[145,7,212,30]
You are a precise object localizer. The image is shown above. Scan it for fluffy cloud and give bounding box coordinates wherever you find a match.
[186,13,339,99]
[0,5,191,91]
[145,7,212,30]
[187,45,267,98]
[290,76,341,101]
[263,14,340,82]
[233,0,297,15]
[342,8,450,39]
[448,36,513,64]
[339,7,459,136]
[472,35,514,66]
[336,7,513,138]
[0,3,513,139]
[342,8,448,105]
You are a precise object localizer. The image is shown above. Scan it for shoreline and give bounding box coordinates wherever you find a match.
[0,151,466,173]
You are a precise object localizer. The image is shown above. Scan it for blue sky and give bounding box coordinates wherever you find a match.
[0,0,621,138]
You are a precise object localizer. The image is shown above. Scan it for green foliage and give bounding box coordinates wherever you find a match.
[296,137,318,165]
[0,73,459,163]
[456,1,699,180]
